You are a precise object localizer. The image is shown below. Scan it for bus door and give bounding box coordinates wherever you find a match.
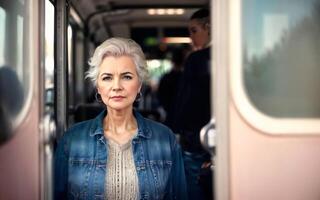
[202,0,320,199]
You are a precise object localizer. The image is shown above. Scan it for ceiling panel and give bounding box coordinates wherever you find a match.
[69,0,209,45]
[70,0,209,21]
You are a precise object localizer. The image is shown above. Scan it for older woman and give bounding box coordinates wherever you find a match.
[54,37,187,200]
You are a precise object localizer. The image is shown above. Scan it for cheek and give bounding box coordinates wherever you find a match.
[195,32,203,39]
[193,35,202,45]
[191,34,197,41]
[201,30,209,38]
[128,85,140,94]
[97,84,111,96]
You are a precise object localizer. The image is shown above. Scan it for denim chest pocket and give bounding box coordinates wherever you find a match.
[149,160,172,199]
[68,160,95,200]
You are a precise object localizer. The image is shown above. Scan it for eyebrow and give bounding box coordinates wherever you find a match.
[100,71,134,77]
[100,73,112,77]
[121,72,134,75]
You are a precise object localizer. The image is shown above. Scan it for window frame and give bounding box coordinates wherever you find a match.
[230,0,320,134]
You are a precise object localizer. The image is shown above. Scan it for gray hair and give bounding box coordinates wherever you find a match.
[85,37,148,86]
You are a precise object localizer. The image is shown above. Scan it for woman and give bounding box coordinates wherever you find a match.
[188,8,210,50]
[172,8,213,200]
[54,37,187,200]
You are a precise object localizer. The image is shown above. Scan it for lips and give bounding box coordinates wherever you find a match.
[111,96,125,100]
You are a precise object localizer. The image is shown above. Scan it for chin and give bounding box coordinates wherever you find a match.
[107,103,133,111]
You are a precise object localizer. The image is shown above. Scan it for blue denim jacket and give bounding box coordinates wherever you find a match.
[54,110,187,200]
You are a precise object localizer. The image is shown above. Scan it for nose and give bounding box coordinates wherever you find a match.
[112,78,122,91]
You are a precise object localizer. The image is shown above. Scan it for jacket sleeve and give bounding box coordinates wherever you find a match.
[165,140,188,200]
[54,134,69,200]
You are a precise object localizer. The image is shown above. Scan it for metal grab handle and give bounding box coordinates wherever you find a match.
[40,113,56,200]
[200,118,216,156]
[42,114,56,144]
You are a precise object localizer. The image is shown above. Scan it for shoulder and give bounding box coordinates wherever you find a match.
[57,119,96,145]
[137,113,174,136]
[139,117,181,157]
[142,118,177,143]
[136,111,177,142]
[56,118,100,157]
[144,117,172,133]
[187,47,210,60]
[66,119,93,136]
[184,47,211,74]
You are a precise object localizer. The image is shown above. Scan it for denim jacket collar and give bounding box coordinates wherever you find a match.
[89,109,152,139]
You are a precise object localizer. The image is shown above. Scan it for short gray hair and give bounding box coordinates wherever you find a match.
[85,37,148,86]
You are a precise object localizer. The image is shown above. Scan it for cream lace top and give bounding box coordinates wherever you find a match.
[105,138,139,200]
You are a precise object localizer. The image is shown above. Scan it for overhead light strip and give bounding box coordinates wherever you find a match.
[162,37,191,44]
[147,8,185,15]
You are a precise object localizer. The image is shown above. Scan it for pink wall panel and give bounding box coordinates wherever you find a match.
[230,102,320,200]
[0,102,40,200]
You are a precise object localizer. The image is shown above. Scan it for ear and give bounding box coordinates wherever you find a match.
[205,23,210,32]
[96,85,101,95]
[138,83,142,93]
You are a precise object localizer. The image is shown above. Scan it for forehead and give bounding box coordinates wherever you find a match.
[99,55,137,72]
[188,19,203,28]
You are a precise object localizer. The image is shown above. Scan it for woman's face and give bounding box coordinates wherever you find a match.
[188,19,210,50]
[97,55,141,112]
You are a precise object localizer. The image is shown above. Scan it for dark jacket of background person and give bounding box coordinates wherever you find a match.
[157,48,186,127]
[172,47,211,153]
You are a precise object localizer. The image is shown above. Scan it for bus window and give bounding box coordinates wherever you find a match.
[242,0,320,118]
[45,0,55,111]
[0,7,5,66]
[0,0,33,143]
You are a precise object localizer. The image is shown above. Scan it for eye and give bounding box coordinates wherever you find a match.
[123,75,133,80]
[102,76,112,81]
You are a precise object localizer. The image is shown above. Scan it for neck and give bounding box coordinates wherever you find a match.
[104,109,137,135]
[204,40,211,48]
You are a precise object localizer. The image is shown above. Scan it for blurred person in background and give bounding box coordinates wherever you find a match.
[172,8,213,200]
[157,47,188,127]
